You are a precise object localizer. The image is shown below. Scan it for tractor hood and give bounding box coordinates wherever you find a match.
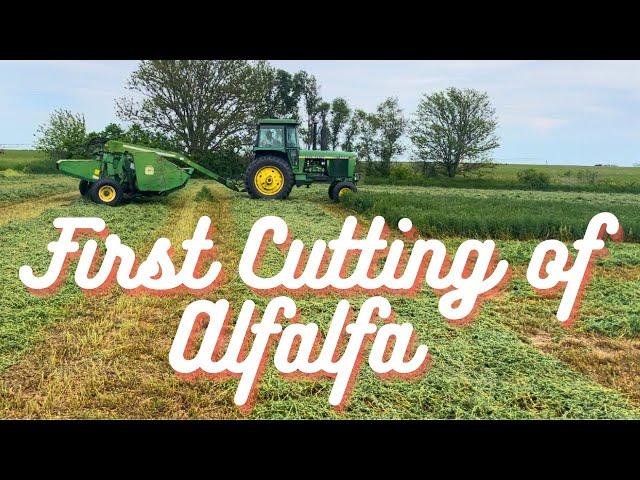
[298,149,356,159]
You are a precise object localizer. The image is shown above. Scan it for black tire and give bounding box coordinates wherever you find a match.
[245,155,294,200]
[79,179,92,196]
[90,179,124,206]
[328,181,338,199]
[330,181,357,202]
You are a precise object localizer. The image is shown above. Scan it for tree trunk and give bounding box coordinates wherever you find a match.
[447,163,455,177]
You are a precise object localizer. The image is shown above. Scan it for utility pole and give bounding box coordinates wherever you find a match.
[312,120,318,150]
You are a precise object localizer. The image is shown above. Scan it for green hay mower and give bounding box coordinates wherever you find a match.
[56,119,358,206]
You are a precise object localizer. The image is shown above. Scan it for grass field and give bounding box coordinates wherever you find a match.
[488,163,640,184]
[0,150,55,174]
[366,162,640,193]
[0,172,639,418]
[0,174,77,206]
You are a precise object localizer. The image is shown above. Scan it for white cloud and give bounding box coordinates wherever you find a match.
[525,116,568,132]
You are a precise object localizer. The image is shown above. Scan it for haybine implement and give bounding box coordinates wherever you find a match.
[57,119,358,206]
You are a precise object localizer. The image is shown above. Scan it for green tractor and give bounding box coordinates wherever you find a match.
[56,118,358,206]
[246,118,358,201]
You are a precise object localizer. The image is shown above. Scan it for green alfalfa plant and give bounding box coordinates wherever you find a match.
[517,168,551,190]
[341,189,640,242]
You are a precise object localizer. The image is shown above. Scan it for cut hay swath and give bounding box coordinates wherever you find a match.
[0,179,638,418]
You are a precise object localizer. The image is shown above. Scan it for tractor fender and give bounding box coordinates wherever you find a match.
[253,150,288,162]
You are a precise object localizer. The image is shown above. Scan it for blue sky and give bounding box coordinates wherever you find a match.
[1,60,639,165]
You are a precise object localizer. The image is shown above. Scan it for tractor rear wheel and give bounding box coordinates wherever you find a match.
[245,155,294,200]
[330,181,357,202]
[90,179,123,206]
[79,180,92,196]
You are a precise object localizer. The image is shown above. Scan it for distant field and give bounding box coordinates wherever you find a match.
[492,163,640,184]
[365,162,640,193]
[4,149,640,191]
[0,149,55,174]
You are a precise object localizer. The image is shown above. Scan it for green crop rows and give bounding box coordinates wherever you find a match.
[342,185,640,242]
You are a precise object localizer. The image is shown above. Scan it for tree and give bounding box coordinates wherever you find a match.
[85,123,125,146]
[121,123,178,151]
[375,97,406,177]
[34,109,87,160]
[410,87,499,178]
[341,112,360,152]
[116,60,269,161]
[101,123,125,140]
[353,110,380,174]
[330,98,351,150]
[297,71,322,149]
[261,68,305,119]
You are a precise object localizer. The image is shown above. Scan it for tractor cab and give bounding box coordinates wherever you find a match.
[254,118,300,169]
[247,118,358,201]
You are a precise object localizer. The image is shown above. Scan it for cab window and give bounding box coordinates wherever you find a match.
[257,127,284,148]
[286,126,298,148]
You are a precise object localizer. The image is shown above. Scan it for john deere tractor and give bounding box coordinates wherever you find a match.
[56,119,358,206]
[245,118,358,201]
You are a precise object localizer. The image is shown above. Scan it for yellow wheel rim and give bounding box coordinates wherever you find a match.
[338,187,350,198]
[98,185,116,202]
[254,166,284,196]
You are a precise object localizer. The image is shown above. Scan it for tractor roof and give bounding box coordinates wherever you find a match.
[258,118,299,125]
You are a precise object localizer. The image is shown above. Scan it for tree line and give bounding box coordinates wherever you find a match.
[35,60,500,179]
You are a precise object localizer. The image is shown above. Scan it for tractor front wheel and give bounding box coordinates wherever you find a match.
[79,179,92,196]
[330,181,357,202]
[245,155,294,200]
[90,179,123,206]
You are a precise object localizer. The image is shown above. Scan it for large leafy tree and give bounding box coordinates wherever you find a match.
[261,68,305,119]
[410,87,499,177]
[116,60,270,161]
[34,109,87,160]
[375,97,406,177]
[353,109,380,174]
[330,98,351,150]
[341,112,360,152]
[297,71,322,149]
[120,124,178,151]
[84,123,124,145]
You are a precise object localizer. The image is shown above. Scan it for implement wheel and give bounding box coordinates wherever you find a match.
[90,179,123,206]
[328,181,337,199]
[330,181,357,202]
[245,155,294,200]
[79,179,92,196]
